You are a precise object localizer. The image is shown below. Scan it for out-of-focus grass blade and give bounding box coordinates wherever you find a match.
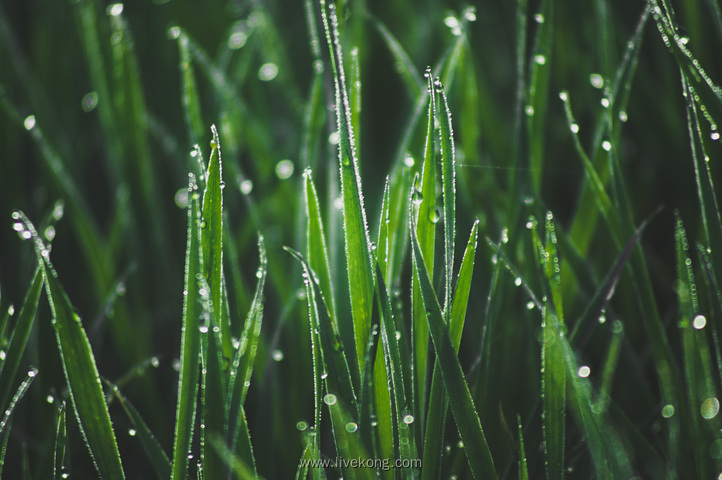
[596,320,624,414]
[375,265,419,477]
[410,214,497,480]
[0,268,42,411]
[209,434,264,480]
[319,0,375,377]
[422,221,478,480]
[526,0,553,193]
[325,396,374,480]
[14,211,126,479]
[517,416,529,480]
[384,166,412,290]
[171,174,203,480]
[413,72,438,419]
[305,170,336,319]
[368,15,424,99]
[106,380,171,480]
[350,47,362,163]
[54,402,68,480]
[226,235,266,469]
[177,33,205,151]
[201,126,232,360]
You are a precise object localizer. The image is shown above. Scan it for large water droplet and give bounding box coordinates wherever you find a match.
[323,393,337,406]
[702,397,720,419]
[661,404,675,418]
[107,3,123,16]
[24,115,36,130]
[589,73,604,89]
[81,92,99,112]
[258,63,278,82]
[577,365,591,378]
[345,422,358,433]
[275,159,294,179]
[693,314,707,330]
[428,208,440,224]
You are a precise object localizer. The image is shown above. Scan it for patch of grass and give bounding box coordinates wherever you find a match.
[1,0,722,478]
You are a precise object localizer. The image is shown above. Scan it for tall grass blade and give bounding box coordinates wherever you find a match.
[209,434,264,480]
[437,82,456,315]
[369,16,424,99]
[106,380,171,480]
[201,307,228,480]
[53,403,68,480]
[178,34,205,151]
[410,214,497,480]
[171,174,203,480]
[517,416,529,480]
[13,211,125,478]
[319,0,375,377]
[422,221,479,480]
[0,268,42,412]
[305,170,336,319]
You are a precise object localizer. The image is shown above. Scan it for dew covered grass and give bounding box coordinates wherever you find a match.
[1,0,722,478]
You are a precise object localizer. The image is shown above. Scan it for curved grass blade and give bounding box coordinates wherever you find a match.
[54,402,68,480]
[422,221,478,480]
[171,174,203,480]
[0,367,36,440]
[13,212,125,479]
[368,15,424,99]
[410,214,497,480]
[106,380,171,480]
[318,0,375,377]
[209,433,264,480]
[0,267,42,412]
[177,33,205,151]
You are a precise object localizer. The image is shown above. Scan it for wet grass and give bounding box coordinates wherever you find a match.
[1,0,722,478]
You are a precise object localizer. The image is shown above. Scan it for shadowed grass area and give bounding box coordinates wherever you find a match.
[1,0,722,478]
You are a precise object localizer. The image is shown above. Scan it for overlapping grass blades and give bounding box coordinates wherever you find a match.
[12,212,125,479]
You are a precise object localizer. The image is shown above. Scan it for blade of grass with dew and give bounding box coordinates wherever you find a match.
[0,418,6,478]
[595,319,624,415]
[209,434,265,480]
[423,220,479,480]
[530,214,566,480]
[305,170,336,319]
[0,267,42,412]
[171,174,203,480]
[437,81,456,315]
[319,0,375,378]
[375,265,419,477]
[410,213,497,480]
[54,402,68,480]
[325,396,375,480]
[684,80,722,307]
[105,380,171,480]
[177,33,205,152]
[14,211,126,479]
[675,213,711,477]
[384,165,412,291]
[697,244,722,390]
[201,126,232,360]
[412,72,439,422]
[201,314,229,480]
[226,235,266,470]
[0,368,37,478]
[350,46,361,164]
[517,416,529,480]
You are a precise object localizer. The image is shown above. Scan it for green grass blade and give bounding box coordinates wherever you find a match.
[201,126,232,360]
[305,170,336,319]
[410,213,497,480]
[13,212,125,479]
[368,15,424,99]
[0,267,42,411]
[517,416,529,480]
[0,367,36,440]
[53,402,68,480]
[437,82,456,315]
[209,433,264,480]
[171,174,203,480]
[422,221,479,480]
[106,381,171,480]
[350,46,362,164]
[319,0,375,378]
[178,33,205,151]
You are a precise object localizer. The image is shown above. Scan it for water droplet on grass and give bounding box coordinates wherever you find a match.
[272,350,284,361]
[403,414,414,424]
[661,404,675,418]
[296,420,308,431]
[702,397,720,419]
[24,115,36,130]
[577,365,591,378]
[428,208,440,224]
[239,179,253,195]
[514,277,522,287]
[323,393,337,406]
[199,325,209,334]
[107,3,123,16]
[600,97,610,108]
[345,422,358,433]
[275,159,294,179]
[534,55,546,65]
[570,123,580,134]
[525,105,534,116]
[534,13,544,23]
[602,140,612,152]
[328,132,339,145]
[618,111,628,122]
[7,305,14,316]
[404,154,415,167]
[44,226,55,241]
[128,428,137,436]
[589,73,604,89]
[81,92,98,112]
[694,314,707,329]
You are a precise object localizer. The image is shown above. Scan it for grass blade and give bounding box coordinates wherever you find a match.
[410,212,497,480]
[0,267,42,412]
[53,403,68,480]
[12,212,125,479]
[437,82,456,315]
[517,416,529,480]
[178,33,205,151]
[319,0,375,377]
[369,15,424,99]
[171,174,203,480]
[106,381,171,480]
[304,170,336,319]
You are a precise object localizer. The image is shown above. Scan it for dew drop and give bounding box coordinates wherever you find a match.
[296,420,308,431]
[570,123,580,134]
[526,301,535,310]
[712,132,720,141]
[602,140,612,152]
[693,314,707,330]
[457,440,464,448]
[345,422,358,433]
[534,55,546,65]
[328,131,340,145]
[525,105,535,116]
[151,357,160,368]
[618,111,628,122]
[661,404,675,418]
[412,189,424,206]
[0,350,5,361]
[81,92,99,112]
[239,179,254,195]
[27,369,37,378]
[128,428,137,436]
[598,313,607,324]
[428,208,440,224]
[702,397,720,419]
[272,350,284,362]
[534,13,544,23]
[403,414,414,424]
[501,228,509,244]
[258,63,279,82]
[577,365,591,378]
[46,394,54,404]
[395,331,402,340]
[199,325,209,334]
[600,97,610,108]
[558,91,568,101]
[443,16,459,29]
[323,393,337,406]
[404,154,415,167]
[24,115,36,130]
[514,277,522,287]
[107,3,123,16]
[44,226,56,241]
[172,359,181,371]
[589,73,604,89]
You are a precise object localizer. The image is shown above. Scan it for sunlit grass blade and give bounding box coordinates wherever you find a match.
[422,221,479,480]
[350,47,362,163]
[412,72,439,420]
[209,434,264,480]
[106,381,171,480]
[410,213,497,480]
[526,0,553,193]
[171,174,203,480]
[13,212,125,478]
[305,170,336,319]
[517,416,529,480]
[437,82,456,314]
[375,265,419,477]
[201,126,231,359]
[0,268,42,411]
[226,235,266,468]
[53,402,68,480]
[319,0,375,378]
[368,15,424,99]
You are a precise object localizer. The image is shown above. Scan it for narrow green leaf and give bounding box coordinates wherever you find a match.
[201,299,227,480]
[437,82,456,315]
[0,367,36,440]
[171,174,203,480]
[305,170,336,319]
[319,0,375,377]
[369,15,424,99]
[53,403,68,480]
[106,381,171,480]
[410,214,497,480]
[0,268,42,412]
[517,416,529,480]
[209,433,264,480]
[178,33,205,151]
